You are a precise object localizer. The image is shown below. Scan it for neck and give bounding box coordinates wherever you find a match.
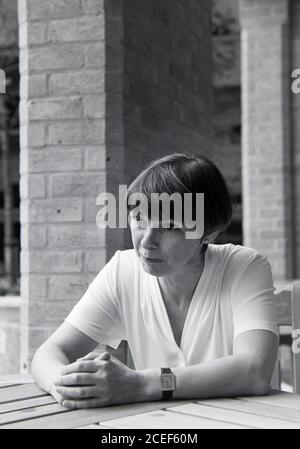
[157,246,206,304]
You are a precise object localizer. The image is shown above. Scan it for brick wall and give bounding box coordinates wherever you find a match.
[18,0,213,370]
[240,0,294,279]
[18,0,110,370]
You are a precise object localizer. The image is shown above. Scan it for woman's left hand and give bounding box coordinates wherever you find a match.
[54,351,143,409]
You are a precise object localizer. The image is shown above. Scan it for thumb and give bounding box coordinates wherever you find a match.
[98,351,111,361]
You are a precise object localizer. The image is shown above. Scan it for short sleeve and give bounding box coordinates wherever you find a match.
[230,252,279,340]
[65,250,125,349]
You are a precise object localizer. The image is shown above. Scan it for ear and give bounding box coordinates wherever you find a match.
[202,230,219,244]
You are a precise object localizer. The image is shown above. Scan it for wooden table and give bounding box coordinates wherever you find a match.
[1,376,300,429]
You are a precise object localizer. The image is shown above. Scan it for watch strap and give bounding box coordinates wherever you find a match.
[160,367,175,401]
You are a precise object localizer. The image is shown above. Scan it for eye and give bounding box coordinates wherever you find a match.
[133,213,147,227]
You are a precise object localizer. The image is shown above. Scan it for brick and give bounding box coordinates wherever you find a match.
[21,224,47,249]
[27,302,76,327]
[81,0,105,15]
[20,123,46,148]
[28,198,83,223]
[22,250,83,274]
[20,173,46,198]
[27,329,49,350]
[48,274,89,300]
[84,146,106,170]
[47,16,105,43]
[85,250,106,272]
[20,273,47,302]
[49,173,105,198]
[82,95,105,118]
[20,74,47,99]
[19,22,47,48]
[84,42,106,67]
[47,119,105,145]
[26,0,81,21]
[28,97,82,121]
[28,148,83,173]
[47,224,105,250]
[85,197,102,223]
[49,69,104,95]
[28,45,84,72]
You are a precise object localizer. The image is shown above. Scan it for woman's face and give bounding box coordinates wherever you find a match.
[129,210,203,277]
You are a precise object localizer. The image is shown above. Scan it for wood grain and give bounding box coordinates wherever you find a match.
[169,403,300,429]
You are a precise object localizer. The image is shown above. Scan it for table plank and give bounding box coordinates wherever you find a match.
[76,424,114,429]
[168,403,300,429]
[196,398,300,424]
[0,395,56,414]
[237,390,300,410]
[0,383,46,404]
[0,399,192,429]
[0,403,69,426]
[100,409,251,429]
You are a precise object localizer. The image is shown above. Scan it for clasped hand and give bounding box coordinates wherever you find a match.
[52,351,140,409]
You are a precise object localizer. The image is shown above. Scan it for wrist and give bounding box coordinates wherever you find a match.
[136,368,161,402]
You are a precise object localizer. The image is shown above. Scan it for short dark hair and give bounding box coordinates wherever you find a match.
[126,152,233,240]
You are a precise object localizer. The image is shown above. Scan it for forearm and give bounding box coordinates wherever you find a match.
[31,343,70,394]
[138,354,269,402]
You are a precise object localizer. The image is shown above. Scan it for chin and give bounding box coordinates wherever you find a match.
[142,260,163,275]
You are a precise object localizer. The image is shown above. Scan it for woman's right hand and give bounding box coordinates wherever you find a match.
[50,351,111,406]
[50,381,65,405]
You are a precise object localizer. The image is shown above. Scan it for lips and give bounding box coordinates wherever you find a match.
[141,255,162,262]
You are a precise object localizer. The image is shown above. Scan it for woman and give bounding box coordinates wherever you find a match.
[31,153,279,409]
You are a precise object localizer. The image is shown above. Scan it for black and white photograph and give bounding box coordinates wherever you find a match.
[0,0,300,432]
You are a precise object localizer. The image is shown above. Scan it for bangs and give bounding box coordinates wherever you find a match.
[126,152,233,235]
[126,164,198,223]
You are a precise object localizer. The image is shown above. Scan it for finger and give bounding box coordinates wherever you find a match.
[62,398,106,409]
[98,351,111,361]
[77,352,99,361]
[110,355,126,367]
[61,361,98,375]
[78,351,111,362]
[55,373,96,386]
[51,386,65,405]
[55,385,98,400]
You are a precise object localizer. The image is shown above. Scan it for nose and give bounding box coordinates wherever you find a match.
[141,226,160,249]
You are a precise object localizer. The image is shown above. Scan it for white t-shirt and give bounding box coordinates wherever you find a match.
[65,243,279,370]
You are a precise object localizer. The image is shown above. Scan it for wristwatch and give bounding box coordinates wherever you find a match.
[160,367,176,400]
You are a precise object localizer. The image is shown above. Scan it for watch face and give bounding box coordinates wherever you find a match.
[161,373,175,391]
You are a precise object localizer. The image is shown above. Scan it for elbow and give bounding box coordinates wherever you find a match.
[251,379,270,396]
[249,364,271,396]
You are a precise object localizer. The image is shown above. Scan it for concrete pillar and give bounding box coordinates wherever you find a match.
[240,0,294,279]
[291,0,300,278]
